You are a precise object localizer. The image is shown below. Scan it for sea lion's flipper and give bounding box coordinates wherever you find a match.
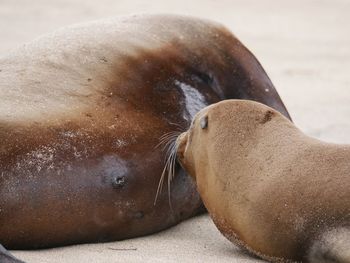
[308,227,350,263]
[0,244,25,263]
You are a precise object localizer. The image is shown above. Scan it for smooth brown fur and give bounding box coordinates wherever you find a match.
[177,100,350,263]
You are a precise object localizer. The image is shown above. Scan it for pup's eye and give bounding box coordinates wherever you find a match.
[200,116,208,129]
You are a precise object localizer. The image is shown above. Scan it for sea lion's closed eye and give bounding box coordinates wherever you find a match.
[200,115,208,129]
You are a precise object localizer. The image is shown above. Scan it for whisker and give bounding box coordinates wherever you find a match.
[155,142,177,203]
[155,135,175,148]
[162,135,178,152]
[170,143,178,183]
[168,122,186,131]
[154,129,182,208]
[160,130,180,138]
[154,131,181,149]
[154,151,172,205]
[159,133,178,142]
[167,149,177,210]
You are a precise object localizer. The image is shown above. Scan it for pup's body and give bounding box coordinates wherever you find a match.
[177,100,350,262]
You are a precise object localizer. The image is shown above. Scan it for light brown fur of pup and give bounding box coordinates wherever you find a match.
[177,100,350,263]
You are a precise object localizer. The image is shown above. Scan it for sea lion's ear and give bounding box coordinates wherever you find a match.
[200,115,208,129]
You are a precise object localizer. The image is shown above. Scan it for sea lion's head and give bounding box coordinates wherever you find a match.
[176,99,283,182]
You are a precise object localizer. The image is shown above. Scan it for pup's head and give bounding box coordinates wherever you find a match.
[176,99,282,181]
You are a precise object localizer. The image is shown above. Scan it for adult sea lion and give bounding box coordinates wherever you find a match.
[176,100,350,263]
[0,14,290,258]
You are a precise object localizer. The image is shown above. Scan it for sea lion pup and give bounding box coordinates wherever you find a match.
[176,100,350,263]
[0,14,290,257]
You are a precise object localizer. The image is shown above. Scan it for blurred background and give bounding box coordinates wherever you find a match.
[1,0,350,143]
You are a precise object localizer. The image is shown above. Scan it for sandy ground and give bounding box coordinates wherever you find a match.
[1,0,349,262]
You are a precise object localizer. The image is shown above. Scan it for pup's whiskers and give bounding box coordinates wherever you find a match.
[154,130,181,210]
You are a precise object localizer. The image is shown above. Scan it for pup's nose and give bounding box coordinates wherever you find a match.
[176,132,188,161]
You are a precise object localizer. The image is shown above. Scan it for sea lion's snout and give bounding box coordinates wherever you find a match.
[176,132,188,163]
[176,131,197,181]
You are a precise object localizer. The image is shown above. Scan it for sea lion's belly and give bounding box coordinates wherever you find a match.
[0,98,202,248]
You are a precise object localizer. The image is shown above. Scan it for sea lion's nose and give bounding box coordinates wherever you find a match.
[176,132,188,161]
